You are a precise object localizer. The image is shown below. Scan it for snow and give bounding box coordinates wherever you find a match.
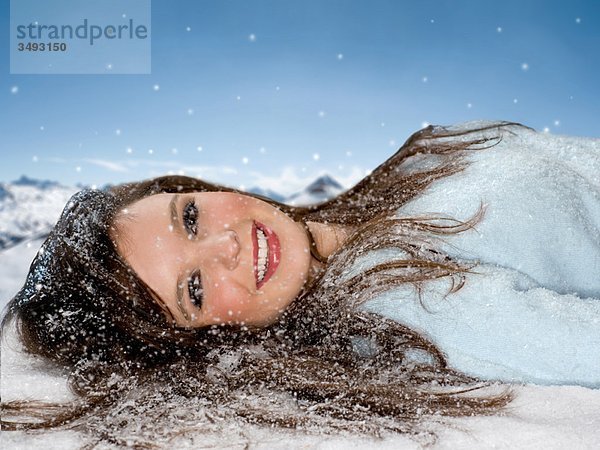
[0,179,75,250]
[2,135,600,448]
[353,123,600,385]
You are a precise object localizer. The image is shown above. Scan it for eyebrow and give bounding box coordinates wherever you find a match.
[176,280,190,321]
[169,194,191,322]
[169,194,180,234]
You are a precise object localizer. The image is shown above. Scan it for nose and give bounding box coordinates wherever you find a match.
[199,230,240,270]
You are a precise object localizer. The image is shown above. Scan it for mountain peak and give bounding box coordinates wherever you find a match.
[305,174,343,194]
[12,175,62,190]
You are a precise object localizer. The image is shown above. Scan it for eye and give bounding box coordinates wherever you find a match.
[183,199,198,236]
[188,272,203,309]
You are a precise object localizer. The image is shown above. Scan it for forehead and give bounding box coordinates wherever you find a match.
[109,193,172,256]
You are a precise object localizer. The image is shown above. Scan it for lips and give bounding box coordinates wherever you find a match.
[252,220,281,289]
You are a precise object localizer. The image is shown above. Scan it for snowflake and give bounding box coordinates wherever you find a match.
[318,111,325,117]
[497,26,503,33]
[248,33,256,42]
[521,62,529,71]
[186,26,191,31]
[337,53,344,60]
[10,86,18,94]
[312,153,320,161]
[153,84,160,91]
[197,146,203,152]
[242,157,249,164]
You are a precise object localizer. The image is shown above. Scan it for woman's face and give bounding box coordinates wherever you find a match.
[112,192,313,328]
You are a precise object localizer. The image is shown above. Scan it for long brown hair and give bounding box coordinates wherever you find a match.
[1,121,525,445]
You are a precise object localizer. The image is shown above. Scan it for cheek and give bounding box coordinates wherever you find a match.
[206,284,254,320]
[204,197,249,224]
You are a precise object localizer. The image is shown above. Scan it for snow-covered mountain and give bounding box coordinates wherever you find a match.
[283,174,345,206]
[0,176,77,251]
[0,174,346,252]
[245,186,286,203]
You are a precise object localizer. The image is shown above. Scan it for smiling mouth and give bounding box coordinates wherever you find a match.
[252,221,281,289]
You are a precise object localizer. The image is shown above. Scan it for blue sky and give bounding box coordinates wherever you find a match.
[1,0,599,195]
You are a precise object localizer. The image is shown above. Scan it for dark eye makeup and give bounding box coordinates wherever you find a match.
[188,271,203,309]
[181,198,203,310]
[183,199,199,236]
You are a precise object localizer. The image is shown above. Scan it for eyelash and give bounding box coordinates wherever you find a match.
[188,271,203,309]
[183,199,199,236]
[182,200,203,309]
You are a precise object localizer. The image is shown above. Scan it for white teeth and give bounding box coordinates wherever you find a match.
[256,228,269,282]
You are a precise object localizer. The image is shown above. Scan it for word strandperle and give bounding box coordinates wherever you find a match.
[15,18,149,46]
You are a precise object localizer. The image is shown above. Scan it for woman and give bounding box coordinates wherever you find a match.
[1,120,598,439]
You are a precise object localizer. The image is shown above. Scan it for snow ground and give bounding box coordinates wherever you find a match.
[2,240,599,450]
